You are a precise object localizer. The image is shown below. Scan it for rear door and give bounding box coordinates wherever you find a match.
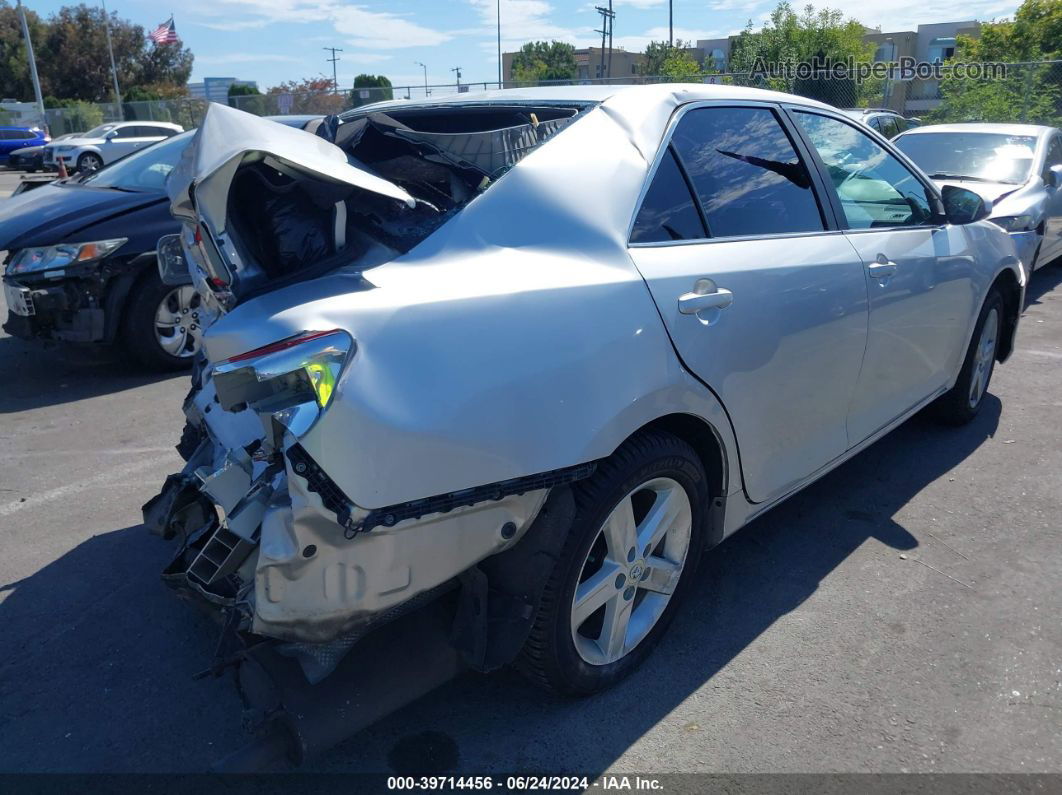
[627,103,869,504]
[788,109,978,444]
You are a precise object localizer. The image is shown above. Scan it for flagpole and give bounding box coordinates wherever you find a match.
[100,0,123,119]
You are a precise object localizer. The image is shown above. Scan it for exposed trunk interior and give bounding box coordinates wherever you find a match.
[221,103,590,301]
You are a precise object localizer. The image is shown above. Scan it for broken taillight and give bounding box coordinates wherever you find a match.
[212,330,354,419]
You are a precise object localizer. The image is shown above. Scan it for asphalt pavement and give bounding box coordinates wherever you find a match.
[0,170,1059,774]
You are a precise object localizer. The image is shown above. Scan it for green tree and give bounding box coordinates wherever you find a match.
[729,2,876,104]
[349,74,393,107]
[228,82,266,114]
[0,1,46,100]
[510,41,577,84]
[661,47,703,81]
[930,0,1062,124]
[643,39,699,78]
[0,2,193,103]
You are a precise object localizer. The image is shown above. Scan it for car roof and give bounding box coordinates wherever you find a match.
[898,122,1055,137]
[345,83,836,116]
[0,125,41,131]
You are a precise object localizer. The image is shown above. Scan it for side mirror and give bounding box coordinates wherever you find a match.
[156,234,192,286]
[104,130,118,140]
[1046,164,1062,188]
[941,184,991,225]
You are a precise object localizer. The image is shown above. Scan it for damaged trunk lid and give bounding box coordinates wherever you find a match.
[168,101,582,311]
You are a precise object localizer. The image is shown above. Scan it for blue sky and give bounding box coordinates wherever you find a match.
[27,0,1022,91]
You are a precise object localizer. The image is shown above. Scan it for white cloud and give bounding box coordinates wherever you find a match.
[187,0,452,49]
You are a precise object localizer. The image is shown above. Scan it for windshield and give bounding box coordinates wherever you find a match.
[81,132,193,191]
[82,124,117,139]
[895,132,1038,185]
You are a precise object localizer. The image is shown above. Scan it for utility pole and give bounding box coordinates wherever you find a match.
[594,4,615,81]
[323,47,343,94]
[669,0,673,47]
[451,66,462,89]
[15,0,45,129]
[100,0,122,119]
[496,0,502,87]
[607,0,614,79]
[415,61,430,97]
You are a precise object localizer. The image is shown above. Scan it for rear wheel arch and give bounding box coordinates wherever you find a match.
[616,413,728,548]
[990,268,1022,362]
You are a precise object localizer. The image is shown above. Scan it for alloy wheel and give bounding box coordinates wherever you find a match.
[154,285,205,359]
[570,476,692,666]
[968,306,999,409]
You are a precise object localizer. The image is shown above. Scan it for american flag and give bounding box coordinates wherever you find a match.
[149,17,179,45]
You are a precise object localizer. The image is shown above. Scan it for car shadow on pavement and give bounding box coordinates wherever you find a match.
[1024,262,1062,308]
[0,524,247,772]
[0,335,185,414]
[312,397,1002,775]
[0,397,1000,773]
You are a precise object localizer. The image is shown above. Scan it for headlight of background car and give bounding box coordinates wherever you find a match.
[6,239,127,275]
[990,215,1035,232]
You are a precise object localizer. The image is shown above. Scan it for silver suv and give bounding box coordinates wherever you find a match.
[840,107,920,139]
[147,87,1023,704]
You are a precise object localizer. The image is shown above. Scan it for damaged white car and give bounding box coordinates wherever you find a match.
[144,86,1024,761]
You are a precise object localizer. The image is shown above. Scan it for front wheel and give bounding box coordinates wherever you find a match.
[518,430,708,695]
[931,289,1003,426]
[76,152,103,173]
[123,274,204,370]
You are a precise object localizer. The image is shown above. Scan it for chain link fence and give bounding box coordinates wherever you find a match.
[32,60,1062,136]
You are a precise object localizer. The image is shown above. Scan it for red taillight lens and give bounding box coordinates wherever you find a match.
[221,330,345,365]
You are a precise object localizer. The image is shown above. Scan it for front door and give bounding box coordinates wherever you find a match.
[628,104,869,503]
[789,110,979,444]
[1040,134,1062,264]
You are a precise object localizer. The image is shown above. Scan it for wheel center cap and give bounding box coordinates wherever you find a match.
[629,561,645,581]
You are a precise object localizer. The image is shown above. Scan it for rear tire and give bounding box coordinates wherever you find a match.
[517,430,708,695]
[122,272,202,371]
[931,289,1003,426]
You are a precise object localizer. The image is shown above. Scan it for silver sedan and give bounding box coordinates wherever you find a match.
[146,87,1024,706]
[894,122,1062,275]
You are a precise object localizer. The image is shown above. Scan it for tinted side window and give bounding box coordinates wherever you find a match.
[141,126,167,138]
[631,146,706,243]
[794,111,934,229]
[670,106,824,238]
[0,131,14,140]
[113,126,139,138]
[879,117,900,139]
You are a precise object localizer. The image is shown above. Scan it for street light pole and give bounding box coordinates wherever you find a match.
[451,66,462,89]
[15,0,45,129]
[415,61,430,97]
[496,0,502,87]
[668,0,673,47]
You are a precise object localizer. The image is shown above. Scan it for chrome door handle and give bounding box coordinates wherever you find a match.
[678,287,734,314]
[867,259,897,279]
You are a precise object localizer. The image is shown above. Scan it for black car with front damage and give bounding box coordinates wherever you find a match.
[1,132,201,369]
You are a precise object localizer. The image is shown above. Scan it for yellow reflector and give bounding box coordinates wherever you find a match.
[305,362,336,407]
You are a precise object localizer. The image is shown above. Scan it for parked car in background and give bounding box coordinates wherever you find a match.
[42,121,183,173]
[145,90,1023,729]
[5,132,83,172]
[840,108,920,139]
[2,115,324,370]
[0,126,49,163]
[894,123,1062,274]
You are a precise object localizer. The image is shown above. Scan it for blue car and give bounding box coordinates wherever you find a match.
[0,126,49,163]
